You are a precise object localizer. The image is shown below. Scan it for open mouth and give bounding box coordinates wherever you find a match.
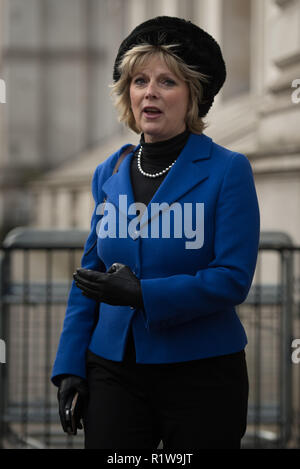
[143,106,162,116]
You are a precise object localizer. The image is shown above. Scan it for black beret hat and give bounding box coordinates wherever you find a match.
[113,16,226,117]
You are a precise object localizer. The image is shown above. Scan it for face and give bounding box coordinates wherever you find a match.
[129,55,190,143]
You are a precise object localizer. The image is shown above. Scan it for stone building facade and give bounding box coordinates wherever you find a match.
[0,0,300,249]
[0,0,126,238]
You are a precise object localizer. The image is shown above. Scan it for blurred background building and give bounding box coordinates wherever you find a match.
[1,0,300,450]
[0,0,299,245]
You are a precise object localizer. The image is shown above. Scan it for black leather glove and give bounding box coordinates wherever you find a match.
[57,375,88,434]
[73,263,144,308]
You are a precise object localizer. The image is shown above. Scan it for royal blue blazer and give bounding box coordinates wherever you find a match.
[51,133,260,385]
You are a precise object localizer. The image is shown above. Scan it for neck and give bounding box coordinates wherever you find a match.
[137,129,190,166]
[140,129,190,149]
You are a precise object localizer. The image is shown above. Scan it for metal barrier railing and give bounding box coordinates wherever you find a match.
[239,231,300,448]
[0,227,89,449]
[0,227,300,449]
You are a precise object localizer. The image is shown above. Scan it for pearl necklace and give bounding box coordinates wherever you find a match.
[137,146,177,178]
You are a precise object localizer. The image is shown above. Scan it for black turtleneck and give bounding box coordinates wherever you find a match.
[130,129,190,207]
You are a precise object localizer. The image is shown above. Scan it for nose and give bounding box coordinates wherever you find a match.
[145,80,158,99]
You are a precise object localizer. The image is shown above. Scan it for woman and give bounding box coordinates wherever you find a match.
[51,16,260,449]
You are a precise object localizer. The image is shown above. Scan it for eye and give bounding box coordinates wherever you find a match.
[161,78,176,86]
[132,76,146,85]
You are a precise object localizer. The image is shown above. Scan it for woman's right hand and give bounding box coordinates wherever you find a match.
[57,375,89,434]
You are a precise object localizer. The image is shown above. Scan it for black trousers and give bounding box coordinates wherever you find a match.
[83,328,249,450]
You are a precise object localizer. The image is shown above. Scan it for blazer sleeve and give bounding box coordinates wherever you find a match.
[140,152,260,331]
[51,165,106,385]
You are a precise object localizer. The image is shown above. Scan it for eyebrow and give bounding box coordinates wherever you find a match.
[132,71,177,79]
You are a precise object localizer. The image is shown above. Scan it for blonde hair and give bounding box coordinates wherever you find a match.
[110,43,210,135]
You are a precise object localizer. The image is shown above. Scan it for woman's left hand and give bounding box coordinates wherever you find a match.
[73,263,144,308]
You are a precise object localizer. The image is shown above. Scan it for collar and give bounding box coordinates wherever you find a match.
[102,132,212,227]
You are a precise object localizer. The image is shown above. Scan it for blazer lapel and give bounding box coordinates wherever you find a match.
[101,133,213,226]
[101,145,137,219]
[140,133,212,227]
